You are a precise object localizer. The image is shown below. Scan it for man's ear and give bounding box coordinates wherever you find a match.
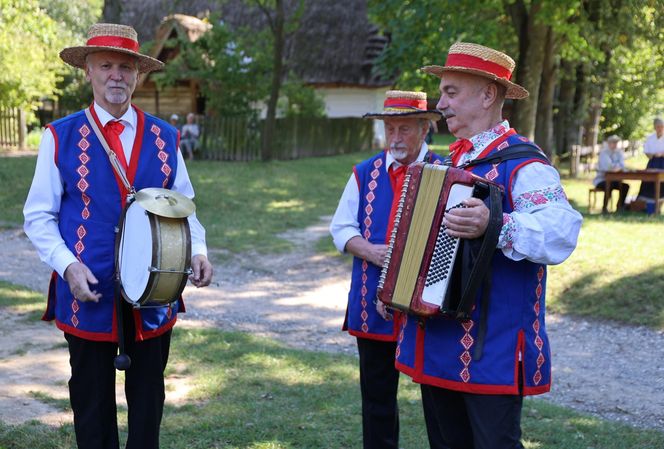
[482,83,499,109]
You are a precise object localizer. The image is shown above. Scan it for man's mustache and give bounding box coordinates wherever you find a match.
[390,143,407,151]
[440,108,455,119]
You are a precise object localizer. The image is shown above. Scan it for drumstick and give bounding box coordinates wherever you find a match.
[114,275,131,371]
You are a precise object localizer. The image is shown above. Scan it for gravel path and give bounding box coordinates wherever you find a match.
[1,221,663,432]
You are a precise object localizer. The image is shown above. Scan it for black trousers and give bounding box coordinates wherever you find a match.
[65,301,171,449]
[356,337,400,449]
[596,180,629,211]
[420,384,524,449]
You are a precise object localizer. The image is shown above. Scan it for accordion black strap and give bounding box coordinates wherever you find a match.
[458,143,549,169]
[453,182,503,323]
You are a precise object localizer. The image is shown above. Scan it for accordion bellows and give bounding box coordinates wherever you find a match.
[377,163,487,317]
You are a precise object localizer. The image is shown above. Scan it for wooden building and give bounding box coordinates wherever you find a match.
[132,14,211,118]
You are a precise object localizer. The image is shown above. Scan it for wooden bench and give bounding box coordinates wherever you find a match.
[588,186,613,212]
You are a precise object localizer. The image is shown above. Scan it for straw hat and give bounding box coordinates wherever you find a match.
[421,42,529,100]
[60,23,164,73]
[363,90,442,121]
[606,134,621,143]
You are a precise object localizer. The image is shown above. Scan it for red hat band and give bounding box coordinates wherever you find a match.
[87,35,140,53]
[384,98,428,110]
[445,53,512,81]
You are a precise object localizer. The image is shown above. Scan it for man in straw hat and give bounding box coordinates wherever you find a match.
[23,23,213,449]
[330,90,443,449]
[393,43,582,448]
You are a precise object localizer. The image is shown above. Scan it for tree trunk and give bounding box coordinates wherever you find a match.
[570,62,590,148]
[260,0,285,161]
[506,0,548,139]
[534,28,558,158]
[102,0,123,23]
[582,49,612,146]
[553,59,576,157]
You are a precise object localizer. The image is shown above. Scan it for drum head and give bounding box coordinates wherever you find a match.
[118,201,152,303]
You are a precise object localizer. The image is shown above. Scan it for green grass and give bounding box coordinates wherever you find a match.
[1,328,662,449]
[0,156,38,227]
[0,280,46,321]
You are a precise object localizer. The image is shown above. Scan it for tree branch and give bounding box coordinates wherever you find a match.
[253,0,276,34]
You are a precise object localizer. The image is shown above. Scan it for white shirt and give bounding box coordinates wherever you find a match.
[329,143,429,253]
[644,132,664,156]
[593,146,625,186]
[23,102,208,278]
[330,124,582,266]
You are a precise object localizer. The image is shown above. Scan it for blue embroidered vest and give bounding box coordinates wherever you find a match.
[395,134,553,395]
[43,105,182,342]
[345,150,443,341]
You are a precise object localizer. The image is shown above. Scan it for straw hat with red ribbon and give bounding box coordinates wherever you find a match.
[60,23,164,73]
[363,90,442,121]
[422,42,529,100]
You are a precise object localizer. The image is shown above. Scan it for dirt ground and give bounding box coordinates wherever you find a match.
[1,220,663,431]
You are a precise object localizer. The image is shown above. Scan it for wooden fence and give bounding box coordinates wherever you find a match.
[0,108,26,150]
[199,115,374,161]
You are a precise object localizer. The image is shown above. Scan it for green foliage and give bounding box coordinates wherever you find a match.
[277,74,325,118]
[0,0,62,109]
[0,0,101,110]
[156,17,269,116]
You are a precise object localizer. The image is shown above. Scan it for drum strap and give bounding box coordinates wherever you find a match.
[84,108,133,193]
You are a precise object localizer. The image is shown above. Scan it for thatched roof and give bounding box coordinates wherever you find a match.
[118,0,393,88]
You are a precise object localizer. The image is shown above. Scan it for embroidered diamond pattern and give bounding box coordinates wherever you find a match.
[166,307,172,319]
[461,333,474,350]
[363,229,371,239]
[77,178,89,192]
[460,367,470,383]
[158,150,168,162]
[361,273,368,283]
[361,299,367,308]
[161,164,172,176]
[76,225,87,239]
[71,315,79,327]
[362,260,368,270]
[459,351,471,365]
[79,153,90,164]
[534,301,540,315]
[81,207,90,220]
[538,266,544,280]
[485,165,499,181]
[162,178,169,188]
[361,310,368,321]
[364,216,372,227]
[366,191,375,203]
[155,137,165,150]
[365,204,373,215]
[374,158,383,168]
[77,165,90,178]
[361,286,368,296]
[361,323,369,332]
[532,320,540,333]
[533,370,542,385]
[497,141,509,151]
[461,320,474,332]
[534,335,543,350]
[370,168,380,180]
[535,284,543,299]
[368,180,377,191]
[78,138,90,151]
[74,241,85,254]
[150,124,160,135]
[395,347,400,358]
[81,193,90,206]
[79,124,90,137]
[537,353,545,368]
[71,300,79,313]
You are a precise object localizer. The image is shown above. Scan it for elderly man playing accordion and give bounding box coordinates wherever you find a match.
[23,23,212,449]
[330,90,444,449]
[389,43,582,449]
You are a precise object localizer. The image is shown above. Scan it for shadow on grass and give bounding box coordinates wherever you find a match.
[550,264,664,328]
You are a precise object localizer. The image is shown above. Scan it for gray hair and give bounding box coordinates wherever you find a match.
[654,117,664,126]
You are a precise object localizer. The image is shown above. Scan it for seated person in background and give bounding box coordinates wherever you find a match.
[593,135,629,212]
[181,112,200,160]
[169,113,180,131]
[637,117,664,200]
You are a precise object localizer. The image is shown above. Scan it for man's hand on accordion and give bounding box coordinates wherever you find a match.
[443,197,490,239]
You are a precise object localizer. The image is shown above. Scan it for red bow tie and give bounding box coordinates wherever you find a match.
[449,138,473,156]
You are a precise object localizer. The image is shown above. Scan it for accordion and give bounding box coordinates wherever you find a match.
[377,162,503,319]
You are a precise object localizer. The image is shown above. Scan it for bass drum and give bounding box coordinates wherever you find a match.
[116,200,191,306]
